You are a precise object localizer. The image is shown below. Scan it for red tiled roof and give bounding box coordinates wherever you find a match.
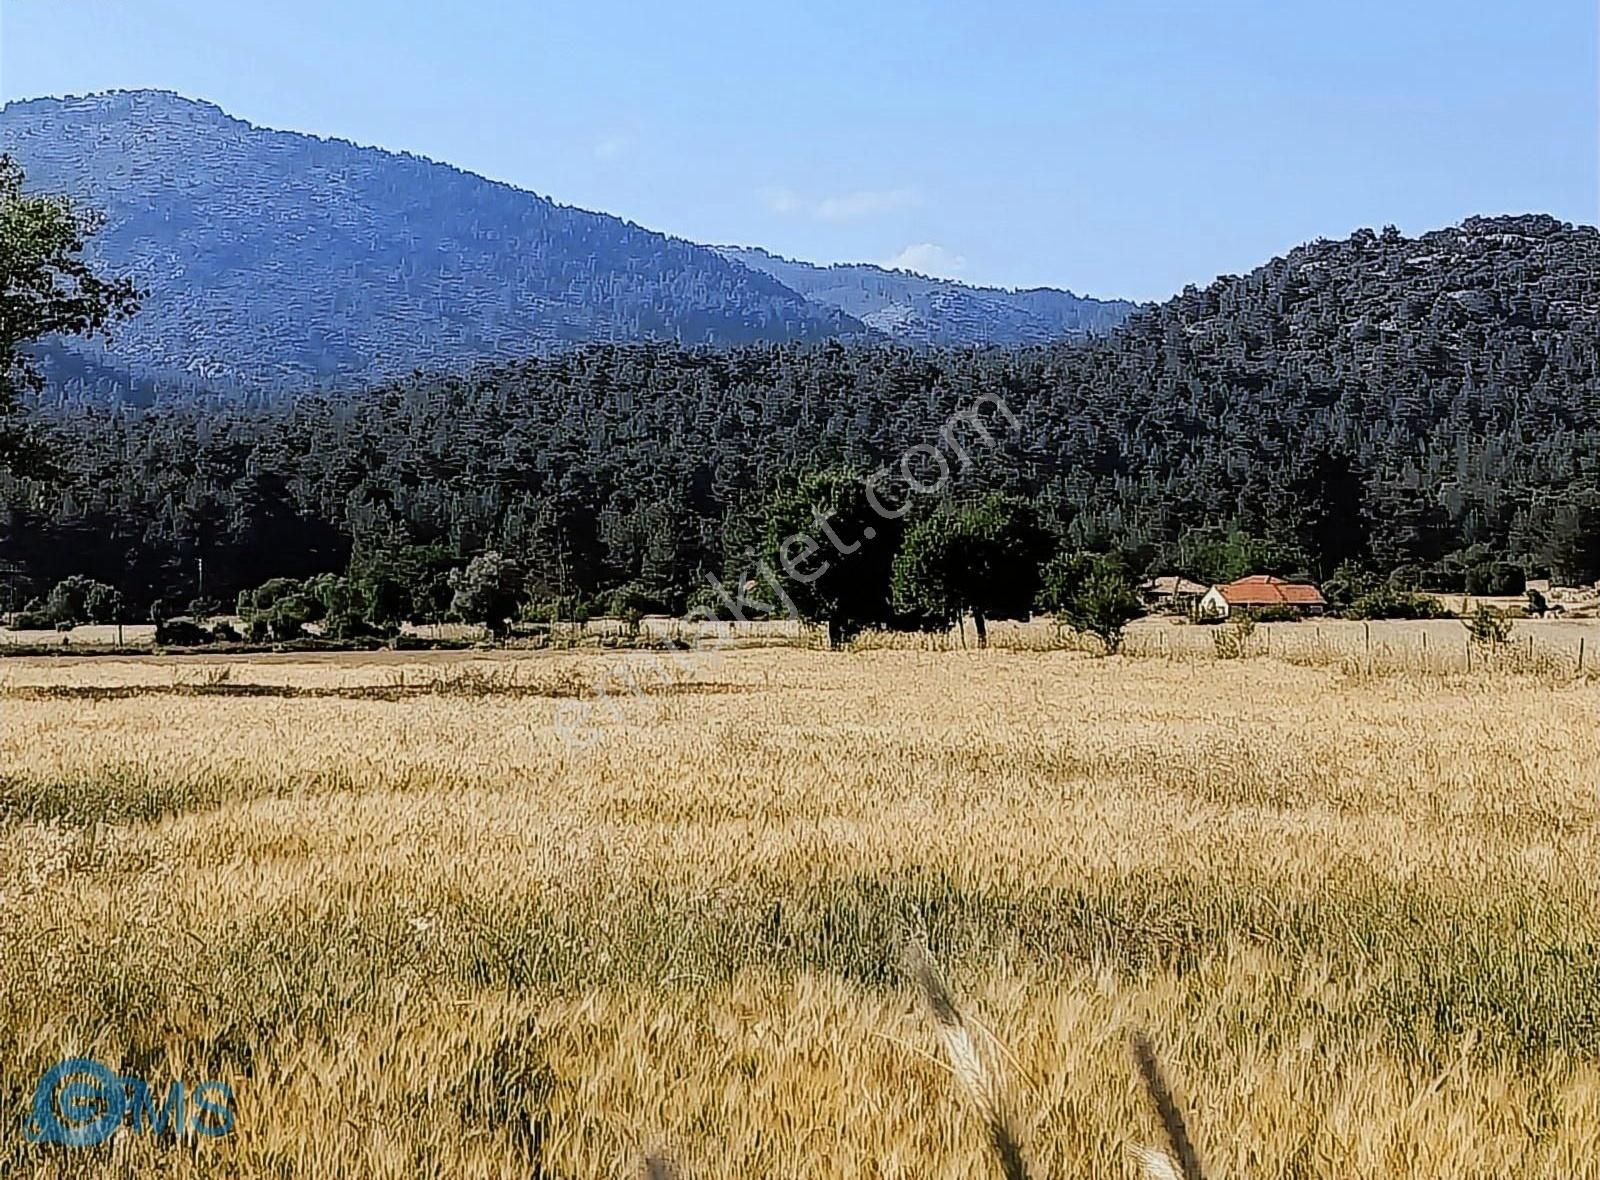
[1216,575,1326,607]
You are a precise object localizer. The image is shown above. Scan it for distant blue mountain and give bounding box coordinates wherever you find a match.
[0,90,866,392]
[713,245,1137,346]
[0,90,1137,395]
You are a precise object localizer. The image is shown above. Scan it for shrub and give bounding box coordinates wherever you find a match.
[155,618,214,647]
[521,594,591,627]
[1465,561,1526,598]
[449,551,524,640]
[1213,614,1258,659]
[187,596,222,621]
[86,583,126,624]
[1246,604,1303,624]
[238,577,322,641]
[1464,604,1515,646]
[44,575,122,627]
[1346,587,1451,620]
[1040,552,1144,654]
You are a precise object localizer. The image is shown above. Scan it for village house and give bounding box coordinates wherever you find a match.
[1199,574,1327,620]
[1140,575,1209,610]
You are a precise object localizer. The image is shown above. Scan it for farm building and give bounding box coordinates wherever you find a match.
[1141,576,1209,609]
[1199,575,1327,620]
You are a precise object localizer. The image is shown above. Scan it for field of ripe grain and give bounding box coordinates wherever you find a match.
[3,648,1599,1178]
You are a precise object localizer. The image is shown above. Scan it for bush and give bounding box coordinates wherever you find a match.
[1245,604,1303,624]
[1040,552,1145,654]
[1345,587,1450,620]
[238,577,322,641]
[521,594,591,627]
[1213,614,1257,659]
[44,575,122,627]
[449,551,524,640]
[1465,562,1525,598]
[187,597,222,621]
[1463,605,1514,646]
[155,618,215,647]
[86,583,126,624]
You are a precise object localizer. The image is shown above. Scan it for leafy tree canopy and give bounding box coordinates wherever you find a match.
[891,493,1052,648]
[0,154,139,469]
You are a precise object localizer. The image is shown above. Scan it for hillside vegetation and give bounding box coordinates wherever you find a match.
[0,91,864,392]
[714,245,1136,345]
[8,214,1598,617]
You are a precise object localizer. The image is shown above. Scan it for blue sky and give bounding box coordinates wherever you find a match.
[1,0,1595,301]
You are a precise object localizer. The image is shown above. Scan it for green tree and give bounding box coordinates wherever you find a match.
[238,577,322,641]
[891,494,1051,648]
[349,543,457,628]
[1177,527,1303,586]
[1040,552,1144,653]
[306,572,374,639]
[1536,492,1600,587]
[84,581,125,624]
[760,469,903,648]
[449,551,523,640]
[1287,449,1370,579]
[0,155,141,469]
[44,575,119,626]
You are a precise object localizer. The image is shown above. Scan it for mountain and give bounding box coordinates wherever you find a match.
[0,90,866,392]
[713,245,1136,345]
[14,215,1600,616]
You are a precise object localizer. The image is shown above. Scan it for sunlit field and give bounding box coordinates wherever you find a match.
[3,646,1600,1178]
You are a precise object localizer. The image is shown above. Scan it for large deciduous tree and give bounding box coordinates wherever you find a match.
[760,468,903,648]
[891,493,1051,648]
[448,551,523,640]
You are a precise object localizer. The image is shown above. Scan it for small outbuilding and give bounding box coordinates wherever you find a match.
[1141,576,1209,609]
[1200,575,1327,620]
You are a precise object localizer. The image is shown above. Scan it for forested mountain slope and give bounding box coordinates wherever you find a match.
[0,91,864,392]
[9,215,1599,614]
[713,245,1136,345]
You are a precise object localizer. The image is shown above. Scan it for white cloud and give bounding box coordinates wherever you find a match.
[761,186,920,222]
[760,186,806,215]
[882,243,967,279]
[593,134,632,162]
[815,188,919,223]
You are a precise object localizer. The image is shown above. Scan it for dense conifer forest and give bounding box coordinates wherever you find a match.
[6,213,1599,623]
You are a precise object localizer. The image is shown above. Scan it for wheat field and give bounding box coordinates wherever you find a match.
[3,646,1599,1178]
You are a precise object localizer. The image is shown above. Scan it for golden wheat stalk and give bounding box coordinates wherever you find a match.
[906,942,1031,1180]
[642,1151,678,1180]
[1131,1144,1186,1180]
[1131,1032,1207,1180]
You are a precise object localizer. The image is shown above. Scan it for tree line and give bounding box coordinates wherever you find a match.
[3,149,1598,623]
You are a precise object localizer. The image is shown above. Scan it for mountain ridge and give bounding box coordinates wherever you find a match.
[0,89,870,392]
[0,89,1138,396]
[712,244,1137,346]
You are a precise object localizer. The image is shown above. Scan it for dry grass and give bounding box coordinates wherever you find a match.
[3,648,1600,1177]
